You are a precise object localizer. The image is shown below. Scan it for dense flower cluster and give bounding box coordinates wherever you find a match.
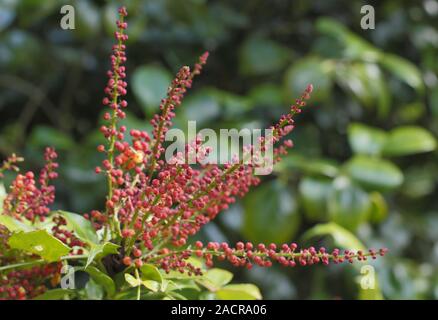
[0,6,387,300]
[2,147,58,222]
[0,263,61,300]
[86,7,387,275]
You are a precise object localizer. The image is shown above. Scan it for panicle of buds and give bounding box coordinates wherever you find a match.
[2,148,58,223]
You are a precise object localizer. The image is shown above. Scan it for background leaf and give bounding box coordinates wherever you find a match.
[382,126,437,156]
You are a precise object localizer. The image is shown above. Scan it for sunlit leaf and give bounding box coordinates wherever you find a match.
[345,155,403,190]
[33,289,73,300]
[8,230,70,262]
[382,126,436,156]
[347,123,387,156]
[56,210,99,244]
[216,284,262,300]
[0,215,34,232]
[328,177,371,231]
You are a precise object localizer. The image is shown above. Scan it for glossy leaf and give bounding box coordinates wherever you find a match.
[347,123,387,156]
[302,222,365,250]
[84,266,116,297]
[140,264,163,283]
[198,268,233,291]
[0,215,34,232]
[85,278,104,300]
[33,289,73,300]
[382,126,437,156]
[132,65,172,114]
[86,242,119,268]
[328,177,371,231]
[216,284,262,300]
[345,155,403,190]
[243,180,300,243]
[299,177,331,221]
[284,57,333,102]
[8,230,70,262]
[56,210,98,244]
[239,36,291,75]
[380,54,424,94]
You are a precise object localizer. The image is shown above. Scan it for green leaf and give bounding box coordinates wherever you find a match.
[198,268,233,291]
[302,222,383,300]
[0,215,34,232]
[85,278,104,300]
[56,210,98,244]
[33,289,73,300]
[284,57,333,102]
[316,18,381,62]
[125,273,141,287]
[382,126,436,156]
[380,54,424,94]
[86,242,119,268]
[239,36,291,75]
[216,284,262,300]
[132,65,172,114]
[302,222,365,250]
[328,178,371,231]
[276,154,339,178]
[368,192,388,223]
[0,183,6,214]
[8,230,70,262]
[140,264,163,283]
[84,266,116,297]
[299,177,332,221]
[243,180,300,243]
[345,155,403,190]
[29,126,75,150]
[347,123,387,156]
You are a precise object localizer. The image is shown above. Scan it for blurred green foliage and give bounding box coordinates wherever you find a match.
[0,0,438,299]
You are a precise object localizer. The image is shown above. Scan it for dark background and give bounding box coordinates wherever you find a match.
[0,0,437,299]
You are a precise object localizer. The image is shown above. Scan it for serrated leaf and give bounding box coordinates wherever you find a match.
[86,242,119,268]
[382,126,436,156]
[216,284,262,300]
[56,210,98,244]
[8,230,70,262]
[0,215,34,232]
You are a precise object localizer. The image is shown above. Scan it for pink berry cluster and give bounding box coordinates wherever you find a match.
[85,6,387,275]
[0,263,61,300]
[144,242,388,274]
[2,147,58,222]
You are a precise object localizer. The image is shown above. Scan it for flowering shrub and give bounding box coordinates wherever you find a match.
[0,7,386,300]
